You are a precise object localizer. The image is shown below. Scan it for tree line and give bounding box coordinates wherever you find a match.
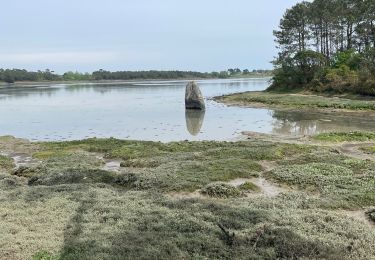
[0,68,272,83]
[270,0,375,95]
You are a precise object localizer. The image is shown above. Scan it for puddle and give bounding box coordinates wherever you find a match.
[10,153,34,167]
[102,160,122,172]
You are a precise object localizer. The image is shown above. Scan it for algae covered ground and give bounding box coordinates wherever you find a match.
[0,135,374,259]
[313,131,375,142]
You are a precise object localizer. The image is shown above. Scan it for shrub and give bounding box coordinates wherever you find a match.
[321,66,359,93]
[200,182,242,198]
[120,159,161,168]
[366,209,375,223]
[12,165,41,177]
[267,163,375,208]
[0,155,15,171]
[238,182,261,192]
[0,175,19,189]
[32,250,56,260]
[27,168,132,187]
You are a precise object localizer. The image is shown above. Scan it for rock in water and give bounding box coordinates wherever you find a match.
[185,81,205,110]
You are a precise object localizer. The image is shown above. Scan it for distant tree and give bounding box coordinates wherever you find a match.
[271,0,375,96]
[0,68,237,83]
[274,1,311,61]
[219,71,229,78]
[4,71,15,83]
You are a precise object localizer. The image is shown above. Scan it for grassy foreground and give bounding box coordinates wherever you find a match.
[0,136,374,259]
[215,91,375,110]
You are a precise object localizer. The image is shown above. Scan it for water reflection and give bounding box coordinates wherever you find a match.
[0,78,374,142]
[0,85,62,100]
[271,110,375,135]
[185,109,205,136]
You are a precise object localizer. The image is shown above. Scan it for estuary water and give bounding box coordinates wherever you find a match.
[0,78,374,142]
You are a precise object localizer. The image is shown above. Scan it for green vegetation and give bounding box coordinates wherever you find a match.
[367,209,375,223]
[0,69,61,83]
[267,162,375,208]
[200,182,242,198]
[120,158,161,168]
[34,139,291,192]
[0,68,273,83]
[0,137,374,259]
[271,0,375,96]
[314,131,375,142]
[225,68,273,78]
[0,155,15,172]
[33,250,57,260]
[361,146,375,154]
[216,91,375,110]
[238,181,261,192]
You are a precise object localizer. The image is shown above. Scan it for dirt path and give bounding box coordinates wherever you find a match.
[228,177,287,198]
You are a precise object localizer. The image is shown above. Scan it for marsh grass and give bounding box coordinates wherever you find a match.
[267,162,375,208]
[33,139,310,192]
[0,155,15,172]
[3,187,374,259]
[120,158,161,168]
[200,182,242,198]
[238,181,261,192]
[0,137,374,259]
[217,91,375,110]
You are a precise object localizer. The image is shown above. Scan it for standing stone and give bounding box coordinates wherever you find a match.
[185,81,205,110]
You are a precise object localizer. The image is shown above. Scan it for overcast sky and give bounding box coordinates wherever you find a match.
[0,0,301,73]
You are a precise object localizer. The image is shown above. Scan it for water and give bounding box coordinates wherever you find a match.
[0,78,374,142]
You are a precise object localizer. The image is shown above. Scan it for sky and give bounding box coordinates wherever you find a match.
[0,0,301,73]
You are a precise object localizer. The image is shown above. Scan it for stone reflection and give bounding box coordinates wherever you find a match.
[185,109,205,136]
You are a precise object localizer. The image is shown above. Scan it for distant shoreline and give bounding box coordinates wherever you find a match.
[0,76,272,88]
